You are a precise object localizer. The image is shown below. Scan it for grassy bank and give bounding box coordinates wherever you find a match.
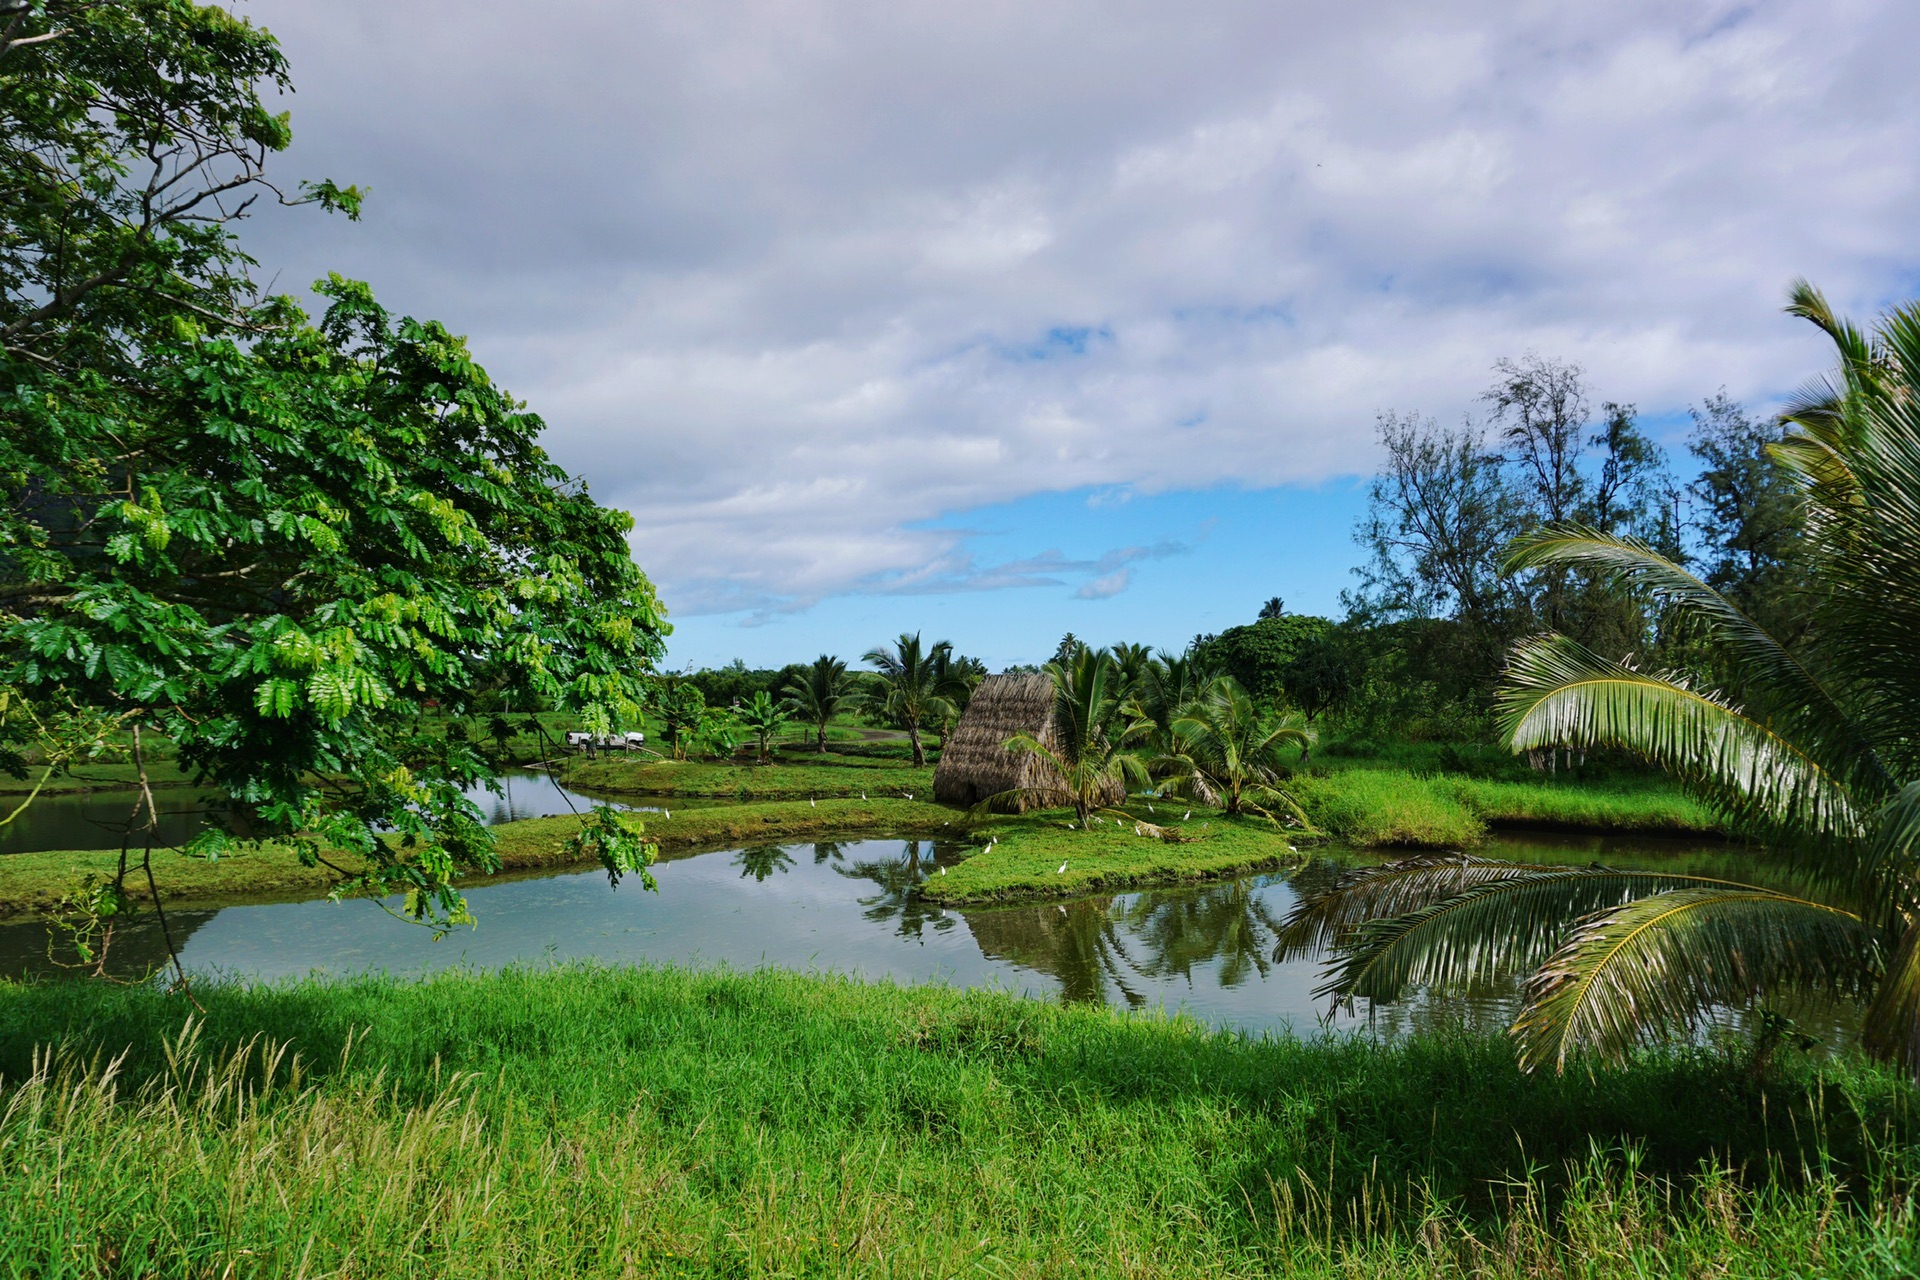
[566,753,935,800]
[1293,768,1722,847]
[923,804,1300,905]
[1,965,1914,1278]
[0,798,952,918]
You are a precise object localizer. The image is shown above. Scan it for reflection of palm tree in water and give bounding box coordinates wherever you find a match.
[962,879,1297,1008]
[732,844,796,882]
[834,840,956,940]
[1120,881,1288,989]
[960,897,1147,1007]
[810,841,846,865]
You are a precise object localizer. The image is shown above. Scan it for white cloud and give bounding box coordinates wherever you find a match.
[240,0,1920,624]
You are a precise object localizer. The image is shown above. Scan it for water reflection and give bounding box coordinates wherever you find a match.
[0,832,1863,1048]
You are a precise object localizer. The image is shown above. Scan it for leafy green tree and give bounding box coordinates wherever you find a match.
[1161,677,1312,823]
[1287,284,1920,1079]
[1199,615,1332,705]
[0,3,665,973]
[734,690,788,763]
[652,681,707,761]
[860,632,959,767]
[1257,597,1285,620]
[1000,648,1153,829]
[783,654,852,752]
[1687,391,1811,647]
[1051,632,1086,666]
[1281,629,1360,744]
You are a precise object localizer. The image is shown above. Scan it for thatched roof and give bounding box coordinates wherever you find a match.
[933,673,1121,812]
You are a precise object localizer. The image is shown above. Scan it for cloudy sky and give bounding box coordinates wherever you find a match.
[239,0,1920,670]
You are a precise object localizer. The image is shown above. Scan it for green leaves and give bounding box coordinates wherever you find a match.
[1513,888,1878,1073]
[1499,635,1861,852]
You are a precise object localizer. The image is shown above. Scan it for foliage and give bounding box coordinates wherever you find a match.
[998,648,1155,828]
[732,690,788,763]
[781,654,852,752]
[1296,284,1920,1079]
[860,631,962,768]
[1280,626,1361,736]
[2,967,1916,1278]
[1195,614,1332,706]
[0,5,664,955]
[1686,390,1812,649]
[1160,676,1313,825]
[1346,365,1679,724]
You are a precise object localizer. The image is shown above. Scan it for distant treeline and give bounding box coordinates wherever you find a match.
[665,357,1804,750]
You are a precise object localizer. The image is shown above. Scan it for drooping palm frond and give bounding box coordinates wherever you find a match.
[1504,528,1887,792]
[1312,865,1783,1006]
[1499,635,1862,852]
[1275,855,1565,957]
[1862,923,1920,1076]
[1511,887,1880,1073]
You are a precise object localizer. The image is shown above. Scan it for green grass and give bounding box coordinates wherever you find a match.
[1291,769,1724,848]
[0,799,953,918]
[565,753,935,799]
[923,803,1301,905]
[1,965,1914,1277]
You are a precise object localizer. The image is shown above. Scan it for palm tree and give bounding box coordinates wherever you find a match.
[1161,676,1314,824]
[1107,642,1154,699]
[734,690,788,763]
[784,654,852,752]
[1285,282,1920,1079]
[1130,649,1218,754]
[1000,648,1155,828]
[861,632,961,768]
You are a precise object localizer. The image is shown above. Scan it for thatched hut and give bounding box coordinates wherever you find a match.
[932,673,1123,811]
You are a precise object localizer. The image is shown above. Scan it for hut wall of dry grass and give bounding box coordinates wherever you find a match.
[932,673,1122,812]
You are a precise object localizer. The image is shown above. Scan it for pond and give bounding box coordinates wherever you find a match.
[5,828,1841,1045]
[0,768,704,856]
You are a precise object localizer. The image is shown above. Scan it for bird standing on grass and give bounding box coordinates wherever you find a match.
[1057,862,1068,874]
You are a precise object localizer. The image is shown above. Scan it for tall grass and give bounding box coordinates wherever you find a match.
[3,965,1915,1277]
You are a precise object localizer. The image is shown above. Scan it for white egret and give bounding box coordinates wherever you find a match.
[1057,862,1067,874]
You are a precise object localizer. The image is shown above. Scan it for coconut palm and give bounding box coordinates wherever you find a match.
[999,647,1156,829]
[1284,282,1920,1079]
[784,654,852,752]
[861,632,962,768]
[1161,676,1314,825]
[1129,649,1219,754]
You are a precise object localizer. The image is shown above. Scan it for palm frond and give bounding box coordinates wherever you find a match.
[1512,887,1879,1073]
[1861,923,1920,1076]
[1313,866,1783,1006]
[1503,528,1886,791]
[1499,635,1862,849]
[1276,855,1563,956]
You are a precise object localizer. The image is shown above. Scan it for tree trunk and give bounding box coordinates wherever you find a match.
[907,724,925,768]
[816,722,828,752]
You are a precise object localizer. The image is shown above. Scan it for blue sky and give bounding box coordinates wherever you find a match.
[665,479,1373,670]
[237,0,1919,673]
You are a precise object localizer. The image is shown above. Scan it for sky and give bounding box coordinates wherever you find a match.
[234,0,1920,671]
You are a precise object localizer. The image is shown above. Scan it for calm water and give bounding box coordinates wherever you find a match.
[2,828,1827,1043]
[0,769,708,855]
